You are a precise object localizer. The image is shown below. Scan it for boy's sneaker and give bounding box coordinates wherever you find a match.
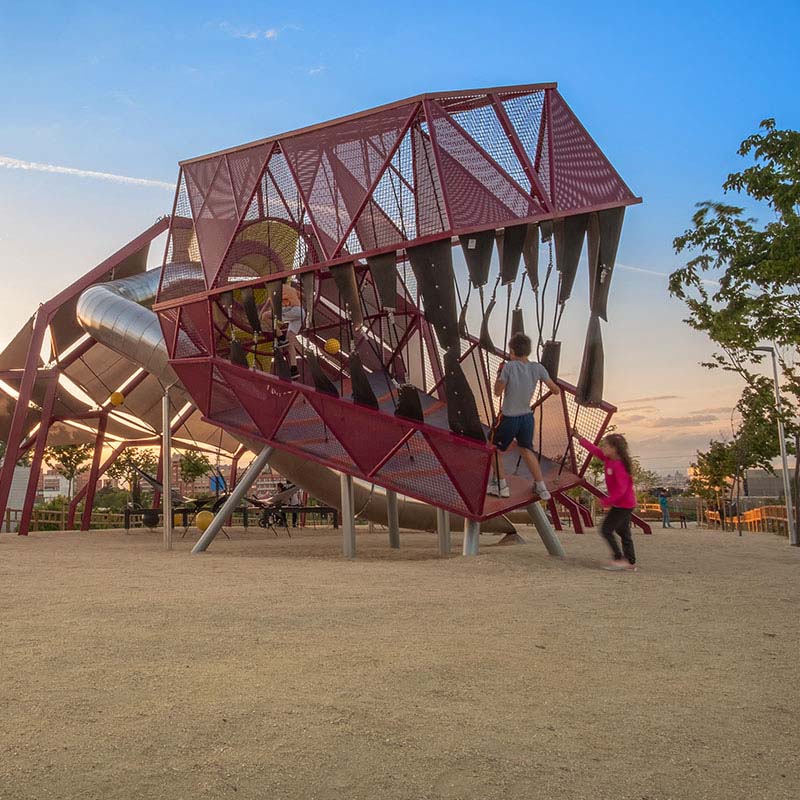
[533,481,551,501]
[487,479,510,498]
[290,365,299,379]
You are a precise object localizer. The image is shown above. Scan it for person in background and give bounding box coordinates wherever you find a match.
[659,491,672,528]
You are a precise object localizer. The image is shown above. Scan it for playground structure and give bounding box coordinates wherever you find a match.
[0,83,651,553]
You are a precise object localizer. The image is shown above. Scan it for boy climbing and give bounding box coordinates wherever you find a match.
[488,332,560,499]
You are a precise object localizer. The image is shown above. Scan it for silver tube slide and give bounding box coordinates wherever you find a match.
[76,267,515,535]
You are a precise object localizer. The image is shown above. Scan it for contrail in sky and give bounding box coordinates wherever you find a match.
[0,155,173,190]
[617,262,720,288]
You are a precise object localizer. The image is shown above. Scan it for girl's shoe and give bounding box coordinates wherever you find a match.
[533,481,551,501]
[603,559,635,571]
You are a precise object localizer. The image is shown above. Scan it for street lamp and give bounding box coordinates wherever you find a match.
[754,346,797,546]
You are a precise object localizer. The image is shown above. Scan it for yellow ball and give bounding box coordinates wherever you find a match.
[110,391,125,407]
[324,337,341,355]
[195,510,214,532]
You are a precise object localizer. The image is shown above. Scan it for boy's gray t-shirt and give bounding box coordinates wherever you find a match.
[500,360,550,416]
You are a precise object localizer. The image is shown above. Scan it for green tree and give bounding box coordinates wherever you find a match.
[43,444,93,500]
[108,448,159,507]
[178,450,212,490]
[0,440,33,466]
[669,119,799,429]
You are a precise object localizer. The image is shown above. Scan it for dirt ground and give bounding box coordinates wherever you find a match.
[1,523,798,800]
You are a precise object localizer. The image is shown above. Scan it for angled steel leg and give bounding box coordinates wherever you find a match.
[192,446,273,553]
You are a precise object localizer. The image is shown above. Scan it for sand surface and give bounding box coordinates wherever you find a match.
[1,524,798,800]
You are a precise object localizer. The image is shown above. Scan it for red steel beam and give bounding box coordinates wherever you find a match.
[80,412,108,531]
[17,376,58,535]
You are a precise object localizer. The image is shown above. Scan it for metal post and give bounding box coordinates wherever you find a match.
[462,518,480,556]
[436,508,450,556]
[526,501,566,557]
[386,488,400,549]
[756,346,797,545]
[192,446,273,553]
[162,391,173,551]
[341,472,356,558]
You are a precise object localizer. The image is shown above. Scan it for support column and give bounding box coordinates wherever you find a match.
[18,377,57,535]
[341,472,355,558]
[162,392,173,551]
[67,442,126,528]
[192,446,273,553]
[462,518,480,556]
[527,501,566,557]
[436,508,450,556]
[80,412,108,532]
[0,314,48,520]
[386,488,400,549]
[152,445,163,510]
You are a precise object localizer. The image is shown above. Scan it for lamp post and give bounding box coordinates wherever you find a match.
[754,346,797,546]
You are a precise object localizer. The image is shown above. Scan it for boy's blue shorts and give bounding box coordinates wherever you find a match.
[492,412,534,451]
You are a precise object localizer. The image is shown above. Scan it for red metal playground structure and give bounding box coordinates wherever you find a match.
[0,83,652,548]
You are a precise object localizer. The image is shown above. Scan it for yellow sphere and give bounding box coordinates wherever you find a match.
[324,337,341,355]
[195,510,214,532]
[110,391,125,407]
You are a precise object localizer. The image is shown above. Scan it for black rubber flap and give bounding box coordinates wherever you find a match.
[229,339,249,369]
[511,308,525,337]
[587,207,624,321]
[367,252,398,310]
[330,262,365,328]
[539,340,561,383]
[575,315,604,406]
[498,224,526,286]
[267,281,282,323]
[300,271,315,325]
[395,383,424,423]
[478,293,496,351]
[442,348,486,442]
[555,213,588,305]
[522,223,540,290]
[407,239,460,350]
[349,351,379,410]
[241,286,262,333]
[458,230,494,288]
[307,351,339,396]
[273,346,293,381]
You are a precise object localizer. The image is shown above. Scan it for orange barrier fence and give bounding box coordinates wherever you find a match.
[704,505,790,535]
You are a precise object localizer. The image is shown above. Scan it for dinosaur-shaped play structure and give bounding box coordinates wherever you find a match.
[0,83,651,552]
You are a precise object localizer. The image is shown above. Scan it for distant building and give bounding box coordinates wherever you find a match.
[1,465,31,531]
[745,469,787,498]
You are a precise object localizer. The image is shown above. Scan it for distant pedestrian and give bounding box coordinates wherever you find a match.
[658,491,672,528]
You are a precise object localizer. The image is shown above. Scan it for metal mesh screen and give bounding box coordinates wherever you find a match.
[450,97,531,194]
[375,431,468,513]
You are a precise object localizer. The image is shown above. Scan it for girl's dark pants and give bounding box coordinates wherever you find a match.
[600,507,636,564]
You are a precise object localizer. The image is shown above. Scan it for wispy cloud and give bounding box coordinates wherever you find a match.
[219,21,289,40]
[307,64,328,76]
[617,262,721,289]
[619,394,680,405]
[0,155,173,190]
[648,414,720,428]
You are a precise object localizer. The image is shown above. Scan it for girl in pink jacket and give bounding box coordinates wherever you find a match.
[573,430,638,571]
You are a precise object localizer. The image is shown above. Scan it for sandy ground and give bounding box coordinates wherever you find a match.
[1,523,798,800]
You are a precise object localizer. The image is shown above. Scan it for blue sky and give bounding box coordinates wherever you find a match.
[1,0,798,469]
